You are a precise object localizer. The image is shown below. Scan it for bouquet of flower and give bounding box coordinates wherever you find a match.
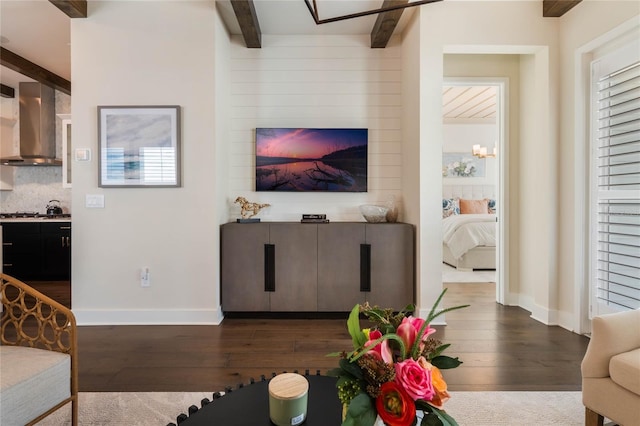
[328,289,468,426]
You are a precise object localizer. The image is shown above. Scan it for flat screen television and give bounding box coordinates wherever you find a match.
[255,128,368,192]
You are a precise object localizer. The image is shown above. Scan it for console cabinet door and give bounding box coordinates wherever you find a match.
[221,223,270,311]
[317,223,365,311]
[366,223,414,311]
[269,223,318,312]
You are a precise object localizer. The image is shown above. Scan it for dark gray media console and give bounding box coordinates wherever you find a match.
[221,222,415,313]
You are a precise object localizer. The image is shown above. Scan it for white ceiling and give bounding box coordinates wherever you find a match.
[0,0,419,88]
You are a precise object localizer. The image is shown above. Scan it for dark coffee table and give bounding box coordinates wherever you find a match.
[170,373,342,425]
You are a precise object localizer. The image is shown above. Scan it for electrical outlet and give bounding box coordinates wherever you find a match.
[140,268,150,287]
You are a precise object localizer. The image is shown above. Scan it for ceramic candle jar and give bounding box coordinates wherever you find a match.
[268,373,309,426]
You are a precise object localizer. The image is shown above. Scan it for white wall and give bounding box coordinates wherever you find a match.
[401,10,425,317]
[226,34,404,222]
[412,0,560,319]
[71,1,221,324]
[442,123,498,186]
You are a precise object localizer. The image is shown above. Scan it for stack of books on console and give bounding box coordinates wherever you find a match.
[300,214,329,223]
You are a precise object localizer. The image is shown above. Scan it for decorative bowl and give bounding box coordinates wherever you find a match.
[359,204,389,223]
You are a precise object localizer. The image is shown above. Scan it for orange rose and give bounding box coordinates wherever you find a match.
[417,357,450,409]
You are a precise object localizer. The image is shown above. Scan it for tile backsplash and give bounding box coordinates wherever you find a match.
[0,167,71,214]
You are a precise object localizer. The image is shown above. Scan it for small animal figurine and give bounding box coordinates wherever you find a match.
[235,196,270,219]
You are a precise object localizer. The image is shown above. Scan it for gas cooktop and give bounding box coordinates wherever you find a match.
[0,212,71,219]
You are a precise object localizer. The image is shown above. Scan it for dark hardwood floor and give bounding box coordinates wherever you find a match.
[24,280,589,393]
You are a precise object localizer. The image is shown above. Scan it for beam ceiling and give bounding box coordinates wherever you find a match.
[0,47,71,95]
[48,0,87,18]
[371,0,409,48]
[542,0,582,17]
[231,0,262,48]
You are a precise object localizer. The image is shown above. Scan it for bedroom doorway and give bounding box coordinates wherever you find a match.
[441,78,508,305]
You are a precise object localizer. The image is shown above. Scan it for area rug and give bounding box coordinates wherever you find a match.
[36,391,584,425]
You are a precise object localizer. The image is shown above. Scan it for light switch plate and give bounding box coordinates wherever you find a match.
[75,148,91,161]
[86,194,105,208]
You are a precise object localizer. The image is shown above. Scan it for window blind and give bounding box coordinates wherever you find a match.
[594,59,640,313]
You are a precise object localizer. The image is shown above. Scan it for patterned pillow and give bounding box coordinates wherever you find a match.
[487,199,497,214]
[442,198,460,218]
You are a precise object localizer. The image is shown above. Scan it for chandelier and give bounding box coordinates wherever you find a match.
[304,0,443,24]
[472,144,497,159]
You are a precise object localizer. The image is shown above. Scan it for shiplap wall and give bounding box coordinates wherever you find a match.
[227,34,404,222]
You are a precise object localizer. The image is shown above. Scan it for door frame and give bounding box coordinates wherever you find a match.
[572,16,640,335]
[442,77,509,305]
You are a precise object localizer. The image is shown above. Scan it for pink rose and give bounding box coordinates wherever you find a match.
[394,357,434,401]
[396,316,435,353]
[364,330,393,364]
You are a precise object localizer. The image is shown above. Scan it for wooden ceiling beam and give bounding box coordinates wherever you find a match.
[0,48,71,95]
[543,0,582,17]
[48,0,87,18]
[1,84,15,98]
[231,0,262,48]
[371,0,408,48]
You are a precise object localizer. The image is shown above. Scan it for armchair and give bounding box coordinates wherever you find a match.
[581,308,640,426]
[0,273,78,425]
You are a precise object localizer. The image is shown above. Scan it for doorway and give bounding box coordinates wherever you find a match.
[441,77,508,305]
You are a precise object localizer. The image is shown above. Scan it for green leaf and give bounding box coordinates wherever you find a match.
[420,411,444,426]
[340,358,364,380]
[349,333,407,362]
[424,288,469,325]
[415,403,459,426]
[427,407,458,426]
[347,304,367,349]
[429,344,451,359]
[343,393,377,426]
[431,355,463,369]
[327,367,346,377]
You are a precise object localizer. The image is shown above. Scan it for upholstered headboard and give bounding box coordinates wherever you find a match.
[443,185,496,200]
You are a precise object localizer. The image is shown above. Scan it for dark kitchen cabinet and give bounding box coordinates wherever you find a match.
[2,223,41,280]
[1,221,71,281]
[41,223,72,280]
[221,222,414,313]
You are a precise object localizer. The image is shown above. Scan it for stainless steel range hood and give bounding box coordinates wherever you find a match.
[0,82,62,166]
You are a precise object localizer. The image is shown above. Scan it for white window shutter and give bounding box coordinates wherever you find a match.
[590,41,640,317]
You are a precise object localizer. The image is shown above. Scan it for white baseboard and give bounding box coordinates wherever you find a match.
[528,303,559,326]
[74,307,225,325]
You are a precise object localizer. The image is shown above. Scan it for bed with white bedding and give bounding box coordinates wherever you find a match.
[442,213,496,271]
[442,185,498,271]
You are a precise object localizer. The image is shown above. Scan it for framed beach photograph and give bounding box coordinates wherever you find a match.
[98,106,181,187]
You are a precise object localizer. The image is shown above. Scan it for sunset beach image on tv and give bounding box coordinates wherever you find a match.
[255,128,368,192]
